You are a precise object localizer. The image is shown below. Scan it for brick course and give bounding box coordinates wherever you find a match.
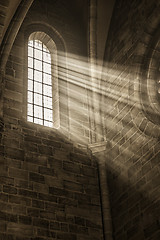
[0,2,103,240]
[103,0,160,239]
[0,0,160,239]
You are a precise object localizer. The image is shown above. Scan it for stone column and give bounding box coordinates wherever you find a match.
[89,0,104,143]
[89,142,113,240]
[0,0,34,70]
[0,0,34,121]
[88,0,97,142]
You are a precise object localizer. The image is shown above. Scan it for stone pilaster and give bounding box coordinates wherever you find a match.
[89,142,113,240]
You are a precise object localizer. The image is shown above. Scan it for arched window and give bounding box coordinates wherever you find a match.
[27,32,60,128]
[140,28,160,126]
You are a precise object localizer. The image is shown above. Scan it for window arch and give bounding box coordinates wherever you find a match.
[140,27,160,126]
[27,31,60,128]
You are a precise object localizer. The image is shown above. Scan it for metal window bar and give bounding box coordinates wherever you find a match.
[27,40,53,127]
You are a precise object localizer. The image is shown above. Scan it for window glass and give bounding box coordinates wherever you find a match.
[27,39,53,126]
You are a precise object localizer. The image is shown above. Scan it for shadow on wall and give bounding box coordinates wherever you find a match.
[106,150,160,240]
[1,32,160,240]
[1,121,104,239]
[57,50,160,240]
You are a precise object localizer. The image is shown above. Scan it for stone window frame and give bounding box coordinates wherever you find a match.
[23,24,69,131]
[140,27,160,126]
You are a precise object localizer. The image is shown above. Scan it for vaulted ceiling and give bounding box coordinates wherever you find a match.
[0,0,115,67]
[0,0,21,44]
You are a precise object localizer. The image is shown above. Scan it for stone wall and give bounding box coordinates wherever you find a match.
[102,1,160,239]
[1,123,103,240]
[0,0,103,239]
[1,0,160,239]
[0,0,10,43]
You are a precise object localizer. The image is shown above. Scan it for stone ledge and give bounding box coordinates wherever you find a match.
[88,142,106,154]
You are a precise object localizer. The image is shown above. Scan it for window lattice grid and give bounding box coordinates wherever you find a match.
[27,39,53,127]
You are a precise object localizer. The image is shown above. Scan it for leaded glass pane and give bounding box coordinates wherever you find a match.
[27,39,53,126]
